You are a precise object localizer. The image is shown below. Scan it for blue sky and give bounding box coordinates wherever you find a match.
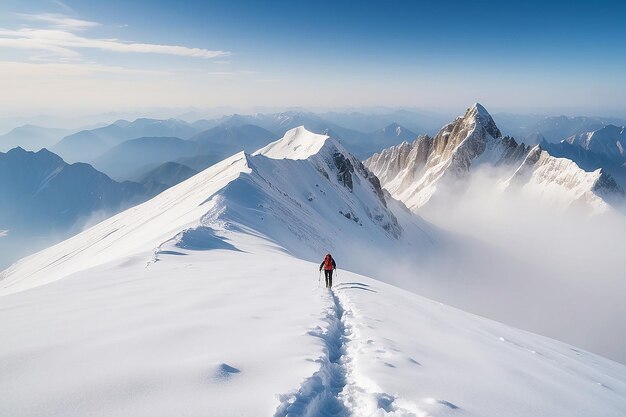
[0,0,625,116]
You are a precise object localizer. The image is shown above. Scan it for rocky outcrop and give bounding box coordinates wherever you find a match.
[365,104,624,214]
[365,103,530,209]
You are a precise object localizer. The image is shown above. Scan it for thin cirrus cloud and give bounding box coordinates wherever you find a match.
[15,13,100,30]
[0,13,230,61]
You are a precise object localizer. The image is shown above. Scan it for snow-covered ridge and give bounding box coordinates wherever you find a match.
[0,127,437,295]
[0,151,251,293]
[503,145,622,214]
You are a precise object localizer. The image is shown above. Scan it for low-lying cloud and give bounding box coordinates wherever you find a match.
[402,165,626,363]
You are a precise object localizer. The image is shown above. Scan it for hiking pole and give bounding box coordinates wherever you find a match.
[318,270,322,288]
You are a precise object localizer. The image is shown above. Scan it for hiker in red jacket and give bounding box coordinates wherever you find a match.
[319,253,337,288]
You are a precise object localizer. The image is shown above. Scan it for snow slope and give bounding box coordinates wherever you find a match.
[1,234,625,416]
[2,126,626,416]
[503,145,623,214]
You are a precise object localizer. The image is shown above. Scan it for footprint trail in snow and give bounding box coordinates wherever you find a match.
[274,286,426,417]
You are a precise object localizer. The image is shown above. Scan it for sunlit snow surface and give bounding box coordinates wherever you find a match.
[1,238,625,416]
[1,127,626,416]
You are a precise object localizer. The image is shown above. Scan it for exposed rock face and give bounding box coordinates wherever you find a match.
[365,103,625,214]
[254,126,403,238]
[325,141,399,236]
[365,103,530,210]
[333,151,354,191]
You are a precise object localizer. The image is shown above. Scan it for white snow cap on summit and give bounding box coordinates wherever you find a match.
[465,102,502,138]
[255,126,330,160]
[470,102,490,116]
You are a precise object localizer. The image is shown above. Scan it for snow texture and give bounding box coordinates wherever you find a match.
[1,126,626,416]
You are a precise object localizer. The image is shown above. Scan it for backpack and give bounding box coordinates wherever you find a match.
[324,255,333,270]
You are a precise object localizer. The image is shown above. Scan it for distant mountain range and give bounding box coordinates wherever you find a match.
[53,118,202,163]
[542,125,626,188]
[5,110,624,189]
[0,125,75,152]
[48,113,420,171]
[494,113,626,144]
[0,147,170,268]
[139,162,198,188]
[89,124,276,181]
[92,136,199,181]
[3,109,626,218]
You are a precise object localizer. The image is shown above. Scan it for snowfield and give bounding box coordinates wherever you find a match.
[1,127,626,416]
[1,239,625,417]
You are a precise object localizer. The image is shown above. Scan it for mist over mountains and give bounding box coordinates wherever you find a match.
[2,104,625,269]
[2,104,626,417]
[0,147,164,268]
[2,123,626,417]
[3,0,626,413]
[365,103,626,363]
[365,104,625,214]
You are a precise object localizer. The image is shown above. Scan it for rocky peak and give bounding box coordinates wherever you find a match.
[465,103,502,139]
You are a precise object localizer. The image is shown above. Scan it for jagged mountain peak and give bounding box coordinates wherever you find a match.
[364,103,528,209]
[365,103,625,213]
[464,102,502,139]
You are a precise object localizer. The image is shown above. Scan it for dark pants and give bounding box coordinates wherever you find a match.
[324,269,333,288]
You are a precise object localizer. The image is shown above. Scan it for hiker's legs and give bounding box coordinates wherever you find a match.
[328,270,333,288]
[325,270,331,288]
